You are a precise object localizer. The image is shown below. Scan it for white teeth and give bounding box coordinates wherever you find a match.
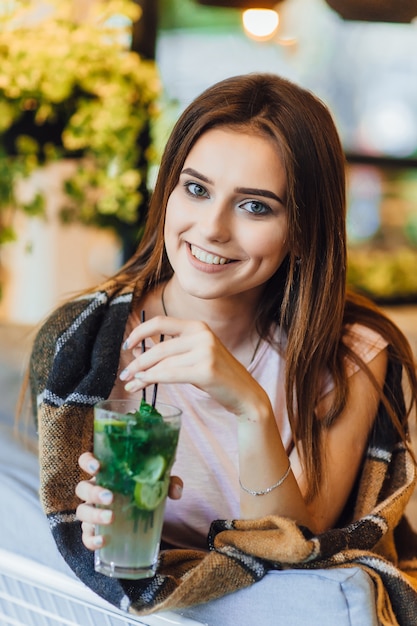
[191,245,230,265]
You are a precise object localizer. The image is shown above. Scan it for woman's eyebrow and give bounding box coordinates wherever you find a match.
[181,168,284,206]
[235,187,285,205]
[181,167,212,183]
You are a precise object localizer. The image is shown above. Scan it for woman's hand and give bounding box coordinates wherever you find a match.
[120,316,313,529]
[121,315,271,422]
[75,452,183,551]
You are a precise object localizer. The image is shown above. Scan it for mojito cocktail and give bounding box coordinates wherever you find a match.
[93,399,181,579]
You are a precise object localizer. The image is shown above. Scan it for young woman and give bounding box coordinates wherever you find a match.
[30,73,417,618]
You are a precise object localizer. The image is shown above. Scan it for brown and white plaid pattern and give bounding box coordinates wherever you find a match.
[30,280,417,625]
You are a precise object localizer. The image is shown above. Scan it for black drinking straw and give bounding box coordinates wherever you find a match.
[140,310,146,402]
[151,334,164,408]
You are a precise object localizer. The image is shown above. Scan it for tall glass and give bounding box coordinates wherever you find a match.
[93,399,181,579]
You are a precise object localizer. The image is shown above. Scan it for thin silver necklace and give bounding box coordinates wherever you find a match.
[160,283,262,365]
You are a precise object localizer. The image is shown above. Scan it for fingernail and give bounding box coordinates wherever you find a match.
[173,484,183,498]
[87,459,99,473]
[119,368,129,381]
[93,535,104,547]
[124,381,137,392]
[134,372,145,380]
[123,340,130,350]
[100,510,113,524]
[99,490,113,505]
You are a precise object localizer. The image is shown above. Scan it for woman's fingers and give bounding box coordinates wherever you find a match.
[76,500,113,524]
[75,477,113,506]
[124,315,190,349]
[78,451,100,475]
[80,520,105,550]
[77,477,181,551]
[122,331,205,383]
[76,461,183,551]
[120,322,224,390]
[76,453,114,551]
[75,482,113,551]
[123,318,215,377]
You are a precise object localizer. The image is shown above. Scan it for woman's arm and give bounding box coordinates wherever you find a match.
[293,349,388,532]
[112,316,388,535]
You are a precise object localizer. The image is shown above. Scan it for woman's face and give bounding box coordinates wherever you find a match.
[164,127,289,303]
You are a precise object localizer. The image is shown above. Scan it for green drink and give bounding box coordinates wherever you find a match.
[93,399,181,579]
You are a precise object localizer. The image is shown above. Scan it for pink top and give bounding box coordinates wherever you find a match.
[110,318,387,550]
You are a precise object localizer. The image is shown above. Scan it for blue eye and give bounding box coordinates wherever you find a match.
[241,200,271,215]
[185,182,208,198]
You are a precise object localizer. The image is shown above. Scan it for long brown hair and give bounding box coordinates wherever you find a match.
[114,73,417,498]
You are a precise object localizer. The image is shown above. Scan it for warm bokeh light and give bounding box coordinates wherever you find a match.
[242,8,279,41]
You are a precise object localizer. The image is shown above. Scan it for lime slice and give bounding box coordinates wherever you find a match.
[134,455,166,483]
[94,419,127,433]
[133,478,168,511]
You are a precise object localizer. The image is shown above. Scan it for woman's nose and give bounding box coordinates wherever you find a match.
[199,200,232,243]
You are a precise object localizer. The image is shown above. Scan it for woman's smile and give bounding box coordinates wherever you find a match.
[189,243,234,266]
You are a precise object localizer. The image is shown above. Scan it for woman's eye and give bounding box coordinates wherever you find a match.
[241,200,271,215]
[185,182,208,198]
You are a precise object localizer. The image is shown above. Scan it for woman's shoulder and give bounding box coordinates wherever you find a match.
[342,323,388,363]
[318,323,388,400]
[339,323,388,385]
[342,293,394,365]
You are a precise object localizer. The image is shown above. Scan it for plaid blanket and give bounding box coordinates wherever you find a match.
[30,281,417,625]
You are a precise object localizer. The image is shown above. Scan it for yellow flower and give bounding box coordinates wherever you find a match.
[0,0,160,238]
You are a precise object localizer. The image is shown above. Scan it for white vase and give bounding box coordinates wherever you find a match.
[0,160,122,325]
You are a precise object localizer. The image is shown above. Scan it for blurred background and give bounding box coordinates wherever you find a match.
[0,0,417,324]
[1,0,417,323]
[0,0,416,439]
[1,0,417,327]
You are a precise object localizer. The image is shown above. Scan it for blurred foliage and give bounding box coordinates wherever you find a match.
[0,0,160,248]
[347,166,417,301]
[158,0,240,31]
[348,247,417,301]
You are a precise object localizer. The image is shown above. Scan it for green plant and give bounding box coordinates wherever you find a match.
[347,246,417,302]
[159,0,240,31]
[0,0,160,248]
